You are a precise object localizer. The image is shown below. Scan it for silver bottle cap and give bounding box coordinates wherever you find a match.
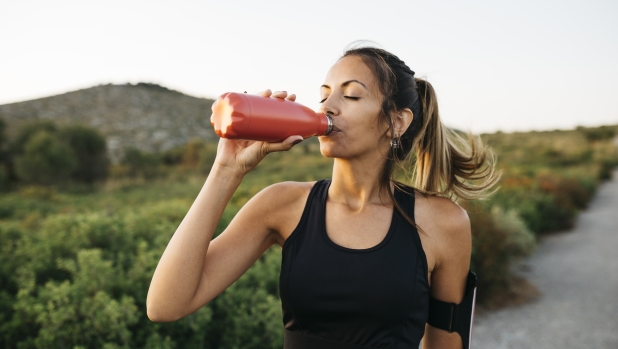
[324,114,334,135]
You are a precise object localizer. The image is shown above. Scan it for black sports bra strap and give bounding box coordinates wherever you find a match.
[398,187,429,283]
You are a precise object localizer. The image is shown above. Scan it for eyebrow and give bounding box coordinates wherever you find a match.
[321,79,368,90]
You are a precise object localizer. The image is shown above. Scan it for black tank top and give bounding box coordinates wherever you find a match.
[279,179,430,349]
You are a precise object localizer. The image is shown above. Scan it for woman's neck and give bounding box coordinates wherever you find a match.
[329,154,393,211]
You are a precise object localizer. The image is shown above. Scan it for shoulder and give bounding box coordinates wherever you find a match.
[255,181,316,207]
[414,193,471,270]
[250,181,318,246]
[415,193,470,237]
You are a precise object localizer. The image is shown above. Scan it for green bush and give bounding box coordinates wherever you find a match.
[198,142,218,174]
[0,118,7,189]
[0,165,7,190]
[14,130,77,185]
[162,138,217,174]
[8,121,109,186]
[0,117,6,147]
[488,170,601,235]
[204,248,283,349]
[121,148,162,179]
[18,185,58,201]
[0,196,286,349]
[11,120,59,156]
[469,204,535,299]
[160,146,185,166]
[61,125,109,183]
[578,125,616,142]
[13,249,139,349]
[0,118,8,172]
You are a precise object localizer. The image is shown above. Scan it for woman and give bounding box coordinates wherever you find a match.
[147,46,499,349]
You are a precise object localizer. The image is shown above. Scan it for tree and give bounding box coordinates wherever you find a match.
[61,125,109,183]
[0,118,7,189]
[11,120,58,156]
[0,117,6,155]
[14,130,77,185]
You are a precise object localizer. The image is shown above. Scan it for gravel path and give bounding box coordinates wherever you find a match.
[472,169,618,349]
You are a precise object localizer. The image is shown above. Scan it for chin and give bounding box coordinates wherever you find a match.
[318,137,339,158]
[319,145,336,158]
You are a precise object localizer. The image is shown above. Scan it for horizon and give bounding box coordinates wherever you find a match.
[2,81,616,136]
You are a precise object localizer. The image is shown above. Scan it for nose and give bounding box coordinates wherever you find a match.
[319,97,339,116]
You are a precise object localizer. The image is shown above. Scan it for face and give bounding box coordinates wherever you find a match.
[318,55,390,159]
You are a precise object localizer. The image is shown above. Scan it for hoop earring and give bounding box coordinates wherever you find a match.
[390,137,401,149]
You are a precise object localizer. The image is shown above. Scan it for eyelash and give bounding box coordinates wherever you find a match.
[319,96,360,103]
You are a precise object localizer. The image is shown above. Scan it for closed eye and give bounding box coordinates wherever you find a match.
[320,96,359,103]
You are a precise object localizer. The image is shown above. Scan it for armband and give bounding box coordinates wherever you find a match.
[427,271,477,349]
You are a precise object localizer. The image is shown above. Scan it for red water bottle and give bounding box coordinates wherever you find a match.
[210,92,333,142]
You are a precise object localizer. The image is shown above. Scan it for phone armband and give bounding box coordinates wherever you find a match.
[427,271,477,349]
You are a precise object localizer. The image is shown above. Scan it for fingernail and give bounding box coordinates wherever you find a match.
[292,139,303,145]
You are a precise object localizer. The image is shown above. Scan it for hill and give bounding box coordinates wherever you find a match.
[0,83,217,162]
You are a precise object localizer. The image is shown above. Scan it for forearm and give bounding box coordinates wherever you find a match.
[423,326,464,349]
[147,164,243,321]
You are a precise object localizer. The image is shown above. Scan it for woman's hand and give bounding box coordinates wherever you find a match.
[213,89,303,176]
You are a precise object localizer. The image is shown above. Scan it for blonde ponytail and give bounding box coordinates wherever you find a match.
[412,78,500,200]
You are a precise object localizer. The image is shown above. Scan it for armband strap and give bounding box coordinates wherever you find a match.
[427,271,477,349]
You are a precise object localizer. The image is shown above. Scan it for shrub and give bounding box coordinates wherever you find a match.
[198,142,218,174]
[61,125,109,183]
[13,249,139,349]
[14,130,77,185]
[205,247,283,349]
[18,185,58,201]
[0,165,7,191]
[469,204,536,300]
[11,120,58,156]
[578,125,616,142]
[121,148,162,179]
[599,159,617,180]
[0,118,8,169]
[160,145,185,166]
[490,207,536,257]
[182,139,204,169]
[489,170,598,235]
[0,195,290,349]
[0,117,6,147]
[169,138,217,174]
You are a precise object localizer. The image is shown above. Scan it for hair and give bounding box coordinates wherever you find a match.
[341,45,500,226]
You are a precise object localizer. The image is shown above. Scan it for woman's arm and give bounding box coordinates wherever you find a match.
[146,90,302,322]
[422,199,472,349]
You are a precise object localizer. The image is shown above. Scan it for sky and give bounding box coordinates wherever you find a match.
[1,0,617,133]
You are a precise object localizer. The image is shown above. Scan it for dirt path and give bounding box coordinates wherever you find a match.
[472,169,618,349]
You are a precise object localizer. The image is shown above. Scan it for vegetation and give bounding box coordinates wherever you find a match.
[61,125,109,183]
[0,118,9,190]
[0,118,616,348]
[4,121,109,188]
[468,127,618,299]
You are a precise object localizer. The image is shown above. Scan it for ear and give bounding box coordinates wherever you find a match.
[386,108,413,137]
